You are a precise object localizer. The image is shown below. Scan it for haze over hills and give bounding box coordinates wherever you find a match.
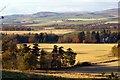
[3,8,118,23]
[95,8,118,17]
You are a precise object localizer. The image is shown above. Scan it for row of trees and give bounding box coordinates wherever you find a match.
[2,29,119,45]
[2,24,33,31]
[2,42,77,70]
[2,33,58,44]
[59,30,119,43]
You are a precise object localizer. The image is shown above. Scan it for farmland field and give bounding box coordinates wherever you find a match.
[24,19,108,27]
[17,43,118,66]
[0,29,75,35]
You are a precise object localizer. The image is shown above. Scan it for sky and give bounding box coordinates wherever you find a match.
[0,0,119,15]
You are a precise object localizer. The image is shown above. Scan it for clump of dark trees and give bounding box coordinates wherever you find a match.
[2,40,77,70]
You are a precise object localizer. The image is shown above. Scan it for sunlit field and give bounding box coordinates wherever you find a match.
[17,43,118,66]
[22,18,108,27]
[0,29,75,35]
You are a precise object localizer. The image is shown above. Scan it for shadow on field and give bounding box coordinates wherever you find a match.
[57,62,119,73]
[2,70,67,80]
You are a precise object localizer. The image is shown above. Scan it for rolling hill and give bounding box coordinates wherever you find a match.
[3,8,118,23]
[95,8,118,17]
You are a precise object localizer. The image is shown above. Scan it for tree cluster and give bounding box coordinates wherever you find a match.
[2,42,77,70]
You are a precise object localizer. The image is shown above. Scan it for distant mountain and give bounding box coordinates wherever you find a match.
[3,14,32,22]
[3,8,118,23]
[33,12,62,17]
[95,8,118,17]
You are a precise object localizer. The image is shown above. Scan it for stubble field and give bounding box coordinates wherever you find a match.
[17,43,118,66]
[0,29,75,35]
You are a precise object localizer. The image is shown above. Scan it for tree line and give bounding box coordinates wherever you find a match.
[2,29,120,46]
[58,30,119,43]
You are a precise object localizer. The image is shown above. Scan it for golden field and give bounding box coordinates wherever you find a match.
[0,29,75,35]
[17,43,118,66]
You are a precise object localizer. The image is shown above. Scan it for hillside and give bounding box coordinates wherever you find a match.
[3,8,118,23]
[95,8,118,17]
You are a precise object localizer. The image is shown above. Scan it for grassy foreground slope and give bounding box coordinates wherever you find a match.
[2,70,114,80]
[2,70,66,80]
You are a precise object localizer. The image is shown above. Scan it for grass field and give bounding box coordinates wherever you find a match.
[21,17,109,27]
[17,43,118,66]
[105,20,118,24]
[24,19,107,27]
[0,29,75,35]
